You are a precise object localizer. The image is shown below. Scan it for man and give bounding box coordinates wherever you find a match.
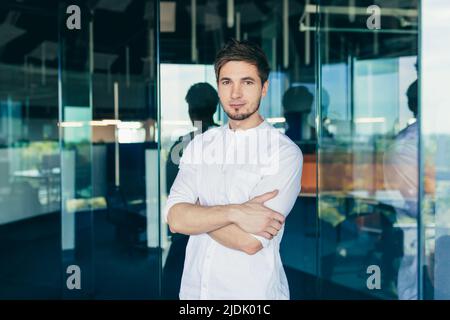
[164,39,303,300]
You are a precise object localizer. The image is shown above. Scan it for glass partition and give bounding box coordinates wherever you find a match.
[421,0,450,300]
[0,1,61,299]
[59,1,94,298]
[159,0,319,299]
[0,0,159,299]
[317,0,420,299]
[79,0,159,299]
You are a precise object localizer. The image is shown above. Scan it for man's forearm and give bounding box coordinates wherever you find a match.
[208,224,263,255]
[167,202,237,235]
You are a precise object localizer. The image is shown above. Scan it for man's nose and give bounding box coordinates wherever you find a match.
[231,83,242,99]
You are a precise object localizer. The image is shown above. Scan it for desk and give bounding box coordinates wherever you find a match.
[13,168,61,214]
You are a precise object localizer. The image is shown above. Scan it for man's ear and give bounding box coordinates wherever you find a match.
[261,80,269,97]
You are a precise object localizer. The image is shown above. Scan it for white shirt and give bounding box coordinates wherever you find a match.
[164,120,303,300]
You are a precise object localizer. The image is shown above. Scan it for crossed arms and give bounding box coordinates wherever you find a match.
[165,145,303,255]
[167,190,284,255]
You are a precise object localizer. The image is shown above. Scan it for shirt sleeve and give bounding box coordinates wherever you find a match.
[248,144,303,247]
[163,138,199,224]
[250,233,272,248]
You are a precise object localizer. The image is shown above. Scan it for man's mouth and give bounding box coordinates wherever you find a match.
[229,102,246,109]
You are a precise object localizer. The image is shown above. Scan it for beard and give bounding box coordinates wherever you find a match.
[224,98,261,121]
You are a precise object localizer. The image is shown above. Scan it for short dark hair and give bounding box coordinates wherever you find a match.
[214,39,270,84]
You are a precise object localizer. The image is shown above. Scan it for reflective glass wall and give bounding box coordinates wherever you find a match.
[317,0,420,299]
[59,0,160,299]
[0,0,159,299]
[0,1,61,298]
[316,0,450,300]
[422,0,450,300]
[158,0,319,299]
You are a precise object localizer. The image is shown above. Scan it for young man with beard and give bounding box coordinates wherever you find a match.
[164,39,303,300]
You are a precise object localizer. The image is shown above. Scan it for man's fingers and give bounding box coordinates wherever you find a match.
[271,220,283,231]
[257,231,273,240]
[270,211,285,223]
[251,190,279,204]
[266,226,279,237]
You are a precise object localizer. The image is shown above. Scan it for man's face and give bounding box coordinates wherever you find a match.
[218,61,268,121]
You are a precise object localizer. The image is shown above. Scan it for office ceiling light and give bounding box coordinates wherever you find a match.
[227,0,234,28]
[90,121,109,126]
[235,12,241,40]
[162,120,192,126]
[354,117,385,123]
[59,121,84,127]
[160,1,176,32]
[191,0,197,62]
[283,0,289,68]
[267,117,286,124]
[90,120,143,128]
[117,121,142,129]
[348,0,356,22]
[101,119,122,125]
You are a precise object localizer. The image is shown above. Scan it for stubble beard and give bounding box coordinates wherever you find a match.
[224,98,261,121]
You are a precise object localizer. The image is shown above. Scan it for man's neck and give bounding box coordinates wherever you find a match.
[228,113,264,131]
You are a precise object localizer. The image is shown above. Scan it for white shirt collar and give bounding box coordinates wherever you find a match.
[223,119,271,136]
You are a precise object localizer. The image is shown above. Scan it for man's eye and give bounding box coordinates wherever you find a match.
[244,81,254,85]
[222,80,230,85]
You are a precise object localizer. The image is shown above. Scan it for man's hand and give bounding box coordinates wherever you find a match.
[229,190,285,240]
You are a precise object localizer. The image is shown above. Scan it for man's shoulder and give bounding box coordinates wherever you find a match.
[266,124,303,158]
[281,136,303,162]
[259,122,303,167]
[203,125,223,138]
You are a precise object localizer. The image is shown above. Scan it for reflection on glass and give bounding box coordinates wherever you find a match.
[159,65,219,287]
[0,2,61,298]
[85,0,159,299]
[59,1,94,298]
[383,76,419,299]
[162,82,219,298]
[317,0,420,299]
[0,0,159,299]
[422,0,450,300]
